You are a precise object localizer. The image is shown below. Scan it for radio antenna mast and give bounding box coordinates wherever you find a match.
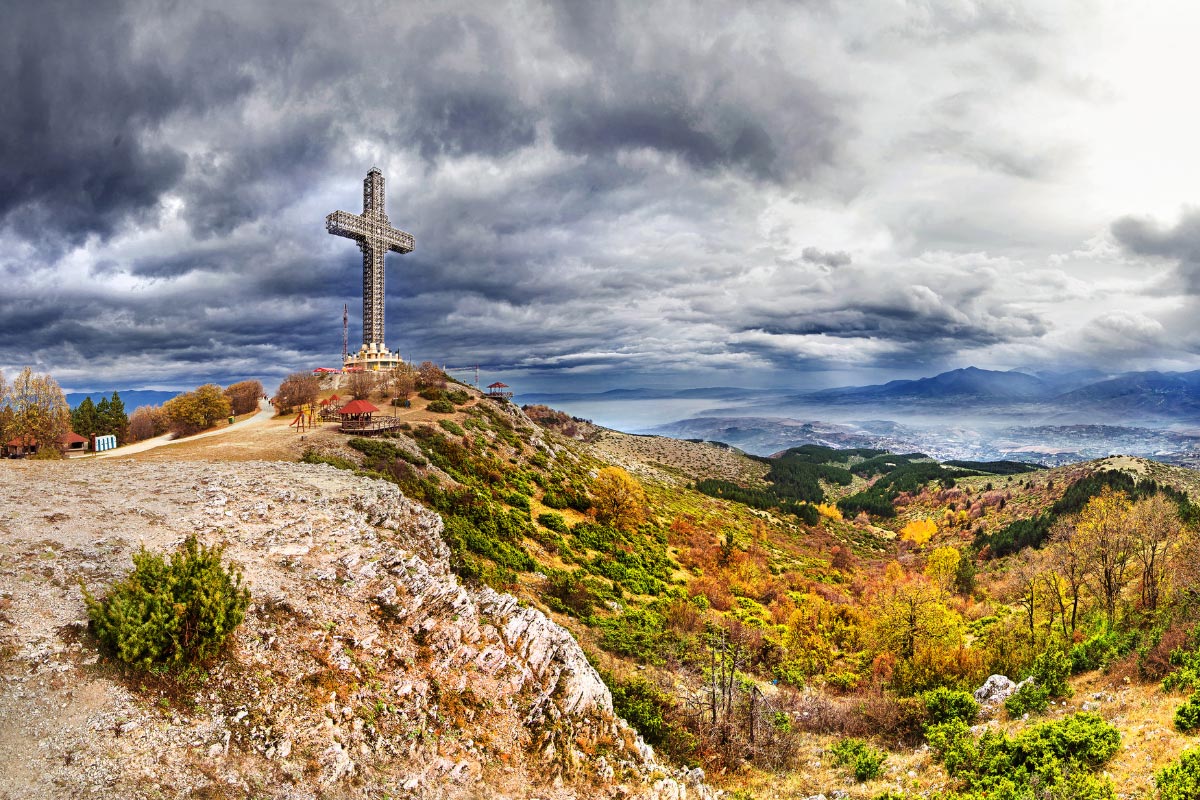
[342,304,348,362]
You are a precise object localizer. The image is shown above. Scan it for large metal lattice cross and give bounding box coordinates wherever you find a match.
[326,168,415,349]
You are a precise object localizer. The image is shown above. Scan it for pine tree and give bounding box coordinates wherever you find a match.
[95,397,111,437]
[81,535,250,670]
[71,396,98,437]
[103,391,128,441]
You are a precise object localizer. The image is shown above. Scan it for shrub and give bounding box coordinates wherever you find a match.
[444,388,470,404]
[503,490,531,511]
[427,399,456,413]
[929,712,1119,798]
[1029,648,1072,698]
[1163,632,1200,692]
[596,607,671,663]
[609,674,672,745]
[1158,748,1200,800]
[81,536,250,670]
[1070,629,1133,674]
[438,419,465,436]
[1004,681,1050,717]
[538,512,568,533]
[829,737,887,782]
[922,686,980,726]
[1176,693,1200,733]
[545,570,598,618]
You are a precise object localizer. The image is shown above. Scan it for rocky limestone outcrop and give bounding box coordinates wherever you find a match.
[0,459,715,799]
[973,674,1034,719]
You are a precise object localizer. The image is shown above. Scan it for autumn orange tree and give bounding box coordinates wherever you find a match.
[590,466,647,532]
[161,384,232,436]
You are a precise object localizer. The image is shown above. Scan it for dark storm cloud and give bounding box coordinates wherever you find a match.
[546,4,840,183]
[0,1,266,250]
[1,0,1147,391]
[1111,209,1200,292]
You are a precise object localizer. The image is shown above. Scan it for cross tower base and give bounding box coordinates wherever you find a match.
[343,343,404,372]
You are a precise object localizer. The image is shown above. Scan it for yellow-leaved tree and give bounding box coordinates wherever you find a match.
[866,570,964,661]
[590,466,647,532]
[924,545,961,593]
[900,518,937,546]
[1074,487,1133,628]
[2,367,70,459]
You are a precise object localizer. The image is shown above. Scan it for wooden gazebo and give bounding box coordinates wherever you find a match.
[486,381,513,399]
[336,399,402,435]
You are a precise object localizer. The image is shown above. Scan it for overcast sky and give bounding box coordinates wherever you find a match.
[2,0,1200,394]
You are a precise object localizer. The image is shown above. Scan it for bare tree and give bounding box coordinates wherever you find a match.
[224,380,264,415]
[416,361,447,390]
[273,373,321,412]
[128,405,164,442]
[384,364,417,401]
[346,370,378,400]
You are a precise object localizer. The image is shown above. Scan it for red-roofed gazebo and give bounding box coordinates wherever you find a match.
[335,398,403,435]
[337,399,380,418]
[486,381,513,399]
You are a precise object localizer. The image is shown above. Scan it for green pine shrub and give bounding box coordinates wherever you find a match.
[1157,748,1200,800]
[1004,680,1050,717]
[444,388,470,404]
[922,686,980,726]
[427,399,455,413]
[537,512,568,533]
[1175,693,1200,732]
[81,536,250,670]
[1029,648,1073,698]
[927,712,1119,798]
[438,419,465,437]
[829,737,886,782]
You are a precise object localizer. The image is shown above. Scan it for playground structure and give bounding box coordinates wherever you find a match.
[289,405,318,431]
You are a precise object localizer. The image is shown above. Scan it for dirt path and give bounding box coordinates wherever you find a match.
[92,399,275,459]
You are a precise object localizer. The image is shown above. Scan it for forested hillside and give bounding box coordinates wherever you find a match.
[302,382,1200,799]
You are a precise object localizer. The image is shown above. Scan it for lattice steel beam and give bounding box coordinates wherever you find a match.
[326,168,414,348]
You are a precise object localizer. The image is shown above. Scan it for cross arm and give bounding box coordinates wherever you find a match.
[326,210,369,241]
[379,226,415,254]
[325,211,415,253]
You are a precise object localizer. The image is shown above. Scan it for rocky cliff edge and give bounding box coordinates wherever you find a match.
[0,460,714,799]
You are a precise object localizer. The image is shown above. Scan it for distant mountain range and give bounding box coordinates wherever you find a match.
[804,366,1078,402]
[516,386,777,403]
[785,366,1200,426]
[66,390,181,410]
[519,366,1200,427]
